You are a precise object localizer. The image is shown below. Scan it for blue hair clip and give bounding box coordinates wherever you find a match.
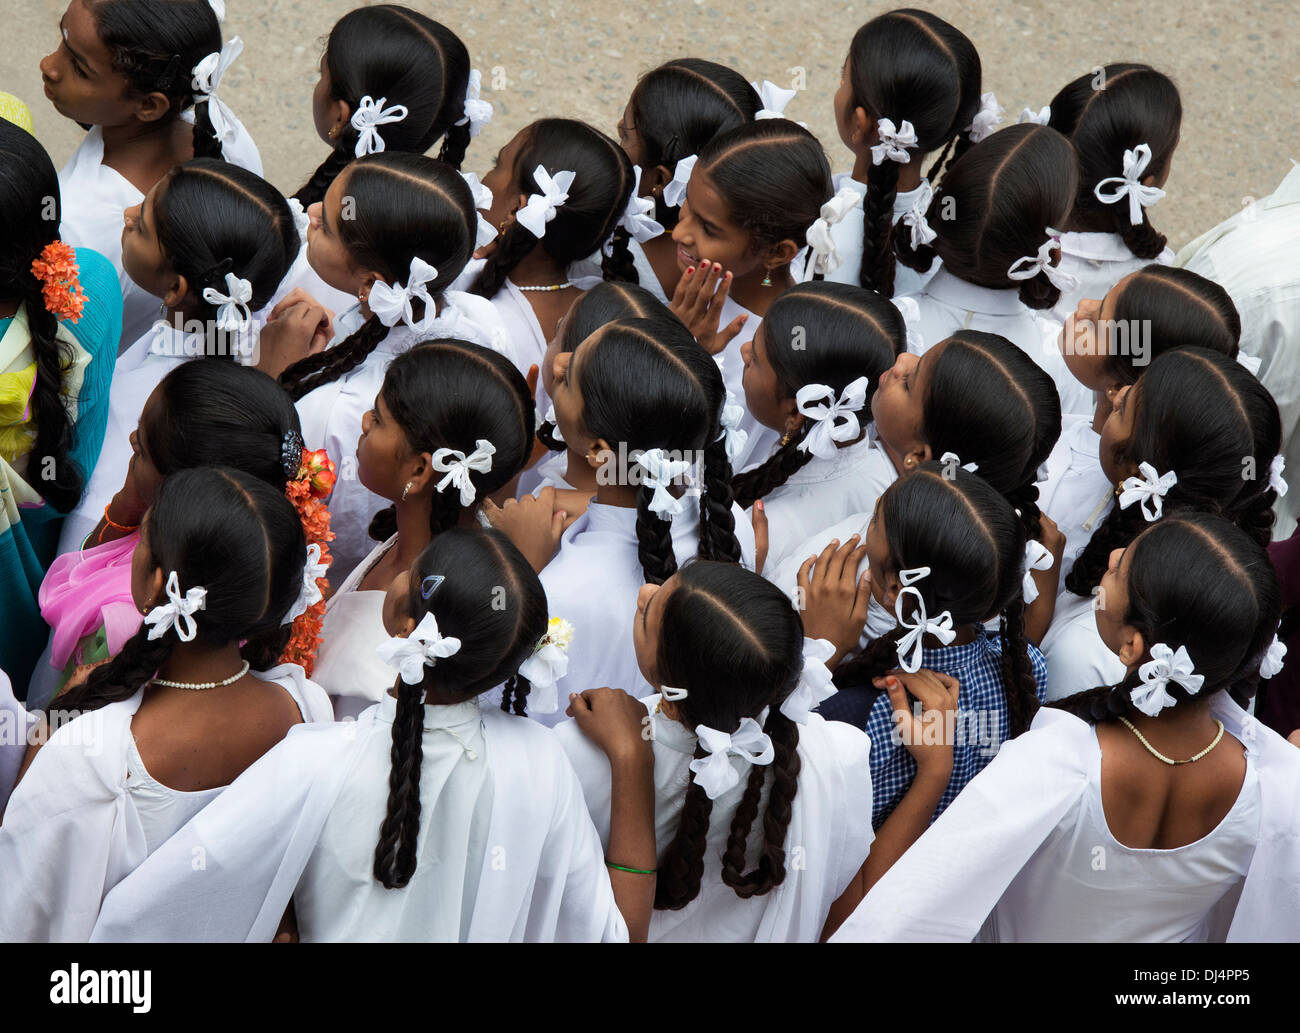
[420,574,446,600]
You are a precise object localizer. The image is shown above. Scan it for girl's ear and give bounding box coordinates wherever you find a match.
[647,164,673,198]
[328,99,352,142]
[144,565,166,611]
[163,274,190,312]
[134,91,173,125]
[1117,627,1147,669]
[357,271,383,305]
[900,441,931,473]
[399,613,416,638]
[879,568,904,612]
[407,451,435,495]
[586,437,614,472]
[782,408,805,437]
[658,697,682,721]
[851,106,874,147]
[764,238,803,270]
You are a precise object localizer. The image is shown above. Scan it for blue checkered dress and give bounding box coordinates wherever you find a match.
[819,626,1048,830]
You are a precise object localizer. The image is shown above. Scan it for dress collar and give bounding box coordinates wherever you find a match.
[922,267,1026,317]
[378,690,483,732]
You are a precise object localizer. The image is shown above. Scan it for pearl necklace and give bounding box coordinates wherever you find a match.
[1118,715,1225,765]
[516,281,576,292]
[151,661,250,691]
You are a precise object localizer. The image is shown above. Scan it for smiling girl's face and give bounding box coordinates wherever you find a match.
[670,168,765,277]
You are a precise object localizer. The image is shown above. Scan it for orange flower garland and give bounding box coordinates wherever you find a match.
[30,240,86,323]
[279,448,337,675]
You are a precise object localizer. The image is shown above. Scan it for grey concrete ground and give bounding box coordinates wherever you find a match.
[6,0,1298,248]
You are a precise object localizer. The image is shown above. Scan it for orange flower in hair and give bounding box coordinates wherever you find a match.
[301,447,338,498]
[278,450,339,675]
[30,241,86,323]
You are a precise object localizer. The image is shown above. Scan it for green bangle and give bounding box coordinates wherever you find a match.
[605,859,657,875]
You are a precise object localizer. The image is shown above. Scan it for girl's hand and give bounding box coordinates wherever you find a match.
[669,260,748,356]
[480,485,567,573]
[751,499,769,575]
[269,288,334,332]
[567,687,654,769]
[255,300,333,379]
[875,668,960,779]
[62,658,110,693]
[797,536,872,667]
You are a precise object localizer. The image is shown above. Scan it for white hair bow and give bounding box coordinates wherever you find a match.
[780,638,838,724]
[1130,642,1203,717]
[191,36,244,146]
[891,295,925,352]
[1118,461,1178,522]
[454,69,494,138]
[544,403,564,443]
[459,171,498,250]
[431,439,496,506]
[1094,143,1166,226]
[286,197,310,246]
[1260,634,1287,679]
[894,567,956,673]
[376,611,463,685]
[202,271,254,332]
[604,166,665,256]
[1237,352,1262,376]
[1018,105,1051,126]
[207,0,225,22]
[662,154,698,209]
[939,451,979,473]
[967,91,1004,143]
[368,256,439,332]
[689,717,775,800]
[751,78,797,120]
[716,389,749,461]
[516,165,576,239]
[517,617,574,714]
[1021,539,1054,605]
[802,184,863,281]
[871,118,918,165]
[795,377,870,460]
[1269,454,1288,497]
[350,95,409,158]
[144,570,208,643]
[634,448,692,519]
[282,543,330,625]
[1007,234,1079,293]
[901,181,937,250]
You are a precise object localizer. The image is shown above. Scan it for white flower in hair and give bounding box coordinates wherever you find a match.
[967,92,1004,143]
[662,155,698,209]
[517,617,575,714]
[454,69,494,138]
[1130,642,1203,717]
[634,448,692,519]
[795,377,870,460]
[516,165,577,239]
[376,611,462,685]
[1018,105,1051,126]
[144,571,207,642]
[871,118,918,165]
[750,79,798,120]
[1117,461,1178,522]
[1094,143,1166,226]
[282,544,330,625]
[350,95,409,158]
[202,272,254,332]
[780,638,838,724]
[689,718,775,800]
[191,36,243,145]
[1269,454,1288,497]
[1260,634,1287,679]
[431,439,496,506]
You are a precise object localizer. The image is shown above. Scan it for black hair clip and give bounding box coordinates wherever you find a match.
[154,54,185,93]
[420,575,446,600]
[281,429,304,479]
[198,256,235,290]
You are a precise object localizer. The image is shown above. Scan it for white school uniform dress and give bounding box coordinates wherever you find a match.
[58,120,262,355]
[751,431,896,574]
[1051,231,1173,320]
[555,693,875,942]
[0,664,329,942]
[261,240,357,320]
[832,697,1300,942]
[295,295,511,582]
[88,700,628,942]
[713,297,774,472]
[1039,592,1126,702]
[1035,413,1113,587]
[571,239,672,304]
[537,498,757,726]
[901,267,1092,417]
[0,668,36,817]
[1177,163,1300,539]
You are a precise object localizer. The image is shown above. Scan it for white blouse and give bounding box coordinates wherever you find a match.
[1052,231,1174,322]
[537,498,757,726]
[713,295,774,473]
[1035,414,1113,587]
[554,694,875,942]
[1040,592,1127,702]
[901,267,1093,417]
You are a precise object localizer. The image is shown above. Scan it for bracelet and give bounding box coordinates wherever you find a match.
[605,860,657,875]
[103,503,141,534]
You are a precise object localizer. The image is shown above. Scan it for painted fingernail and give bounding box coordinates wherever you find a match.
[686,267,695,275]
[756,499,764,511]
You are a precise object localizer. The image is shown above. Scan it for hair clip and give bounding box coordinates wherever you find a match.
[660,685,689,701]
[420,574,446,600]
[280,429,304,479]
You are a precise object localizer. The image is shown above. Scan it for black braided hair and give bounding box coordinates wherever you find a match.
[651,562,805,908]
[373,528,547,888]
[279,152,478,401]
[293,6,473,207]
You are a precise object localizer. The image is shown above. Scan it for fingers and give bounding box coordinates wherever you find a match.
[550,507,567,542]
[752,499,769,575]
[850,567,872,628]
[826,534,861,584]
[715,313,749,353]
[812,538,841,587]
[480,496,502,525]
[536,484,558,513]
[796,551,819,599]
[526,363,540,399]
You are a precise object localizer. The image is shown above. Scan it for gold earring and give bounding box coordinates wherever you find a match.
[402,481,413,501]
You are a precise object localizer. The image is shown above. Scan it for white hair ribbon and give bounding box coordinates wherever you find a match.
[939,451,979,473]
[431,439,496,506]
[368,256,439,333]
[796,377,870,461]
[544,403,564,443]
[717,389,749,461]
[144,570,207,643]
[1269,454,1288,497]
[202,271,254,332]
[516,165,576,239]
[376,611,463,685]
[454,68,493,138]
[967,91,1004,143]
[1036,461,1051,482]
[634,448,692,519]
[604,166,665,256]
[901,181,937,250]
[750,78,797,120]
[207,0,225,22]
[350,95,409,158]
[1130,642,1203,717]
[891,295,925,352]
[1237,352,1262,376]
[1018,105,1051,126]
[1021,539,1054,605]
[871,118,918,165]
[286,197,310,246]
[1118,461,1177,522]
[282,543,330,625]
[1094,143,1166,226]
[459,171,498,250]
[191,36,244,146]
[689,717,775,800]
[1260,634,1287,679]
[894,584,956,674]
[1007,234,1079,293]
[802,184,863,281]
[660,685,690,701]
[662,154,698,209]
[517,618,574,714]
[780,638,838,724]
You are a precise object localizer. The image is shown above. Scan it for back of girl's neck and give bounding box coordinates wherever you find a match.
[508,248,570,289]
[848,154,924,194]
[152,641,248,686]
[100,117,193,194]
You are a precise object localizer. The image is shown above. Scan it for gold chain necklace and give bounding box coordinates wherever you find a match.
[1117,716,1225,765]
